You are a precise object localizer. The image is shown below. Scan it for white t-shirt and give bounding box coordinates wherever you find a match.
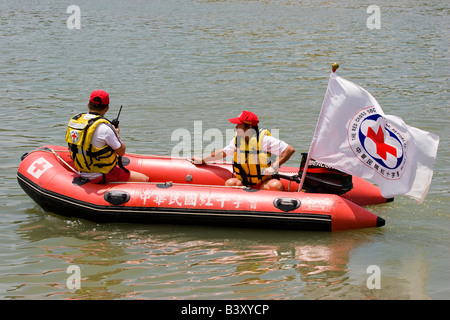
[90,123,122,150]
[223,134,288,157]
[80,122,121,180]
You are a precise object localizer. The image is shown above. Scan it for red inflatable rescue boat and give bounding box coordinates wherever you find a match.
[17,145,391,232]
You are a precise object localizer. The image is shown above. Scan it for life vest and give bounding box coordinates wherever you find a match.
[232,129,272,186]
[65,113,118,174]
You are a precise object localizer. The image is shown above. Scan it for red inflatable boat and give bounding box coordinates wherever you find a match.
[17,145,391,232]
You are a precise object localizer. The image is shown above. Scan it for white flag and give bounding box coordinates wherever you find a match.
[308,72,439,202]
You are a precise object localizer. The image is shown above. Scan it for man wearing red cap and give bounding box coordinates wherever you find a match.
[192,110,295,191]
[65,90,149,183]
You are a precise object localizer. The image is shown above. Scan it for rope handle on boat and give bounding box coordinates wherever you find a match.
[48,149,79,174]
[22,147,248,189]
[24,146,79,174]
[107,180,249,190]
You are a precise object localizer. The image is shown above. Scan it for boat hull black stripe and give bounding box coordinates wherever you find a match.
[17,173,332,231]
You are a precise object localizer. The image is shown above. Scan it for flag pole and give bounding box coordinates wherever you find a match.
[297,63,339,192]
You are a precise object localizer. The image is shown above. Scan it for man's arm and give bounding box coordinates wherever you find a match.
[113,139,126,156]
[110,126,126,156]
[264,144,295,175]
[191,149,227,164]
[273,145,295,168]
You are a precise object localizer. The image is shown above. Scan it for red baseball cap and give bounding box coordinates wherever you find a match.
[228,110,259,126]
[89,90,109,106]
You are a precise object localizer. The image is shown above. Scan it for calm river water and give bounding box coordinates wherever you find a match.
[0,0,448,300]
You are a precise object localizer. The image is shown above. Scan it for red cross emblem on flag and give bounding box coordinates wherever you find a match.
[348,110,405,173]
[367,125,397,161]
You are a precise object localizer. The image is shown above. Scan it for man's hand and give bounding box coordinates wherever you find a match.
[263,166,277,176]
[191,156,205,164]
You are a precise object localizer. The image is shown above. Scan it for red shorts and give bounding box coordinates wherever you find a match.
[90,166,130,184]
[250,182,263,189]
